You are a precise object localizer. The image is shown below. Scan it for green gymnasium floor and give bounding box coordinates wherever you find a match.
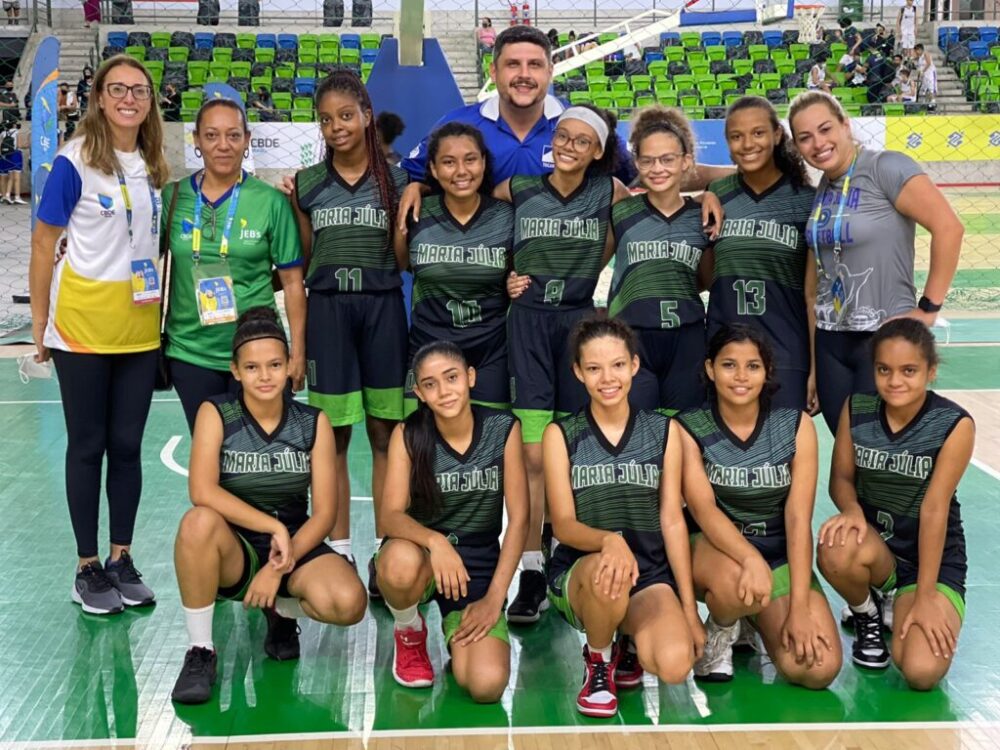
[1,334,1000,747]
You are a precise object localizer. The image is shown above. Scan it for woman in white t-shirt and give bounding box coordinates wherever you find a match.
[29,55,170,616]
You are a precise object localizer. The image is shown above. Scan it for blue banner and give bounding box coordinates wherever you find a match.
[30,36,60,229]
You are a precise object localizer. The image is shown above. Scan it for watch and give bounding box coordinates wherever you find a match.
[918,296,942,313]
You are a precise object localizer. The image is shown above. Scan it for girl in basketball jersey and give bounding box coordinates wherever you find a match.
[292,70,409,590]
[544,317,704,718]
[608,105,713,416]
[707,97,818,413]
[498,104,632,624]
[376,341,528,702]
[171,308,367,706]
[394,122,514,416]
[817,318,973,690]
[679,324,841,688]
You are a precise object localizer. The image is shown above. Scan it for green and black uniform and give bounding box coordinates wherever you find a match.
[162,172,303,431]
[547,407,673,629]
[296,161,409,426]
[508,174,613,443]
[707,174,815,410]
[679,403,822,600]
[609,195,710,415]
[405,406,517,644]
[850,391,970,619]
[405,195,514,414]
[210,391,333,600]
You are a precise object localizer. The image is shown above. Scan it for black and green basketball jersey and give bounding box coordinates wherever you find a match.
[608,195,709,330]
[408,195,513,347]
[510,174,612,311]
[707,174,815,372]
[551,408,669,577]
[296,162,408,292]
[407,406,517,539]
[679,404,801,553]
[850,391,969,584]
[210,392,319,544]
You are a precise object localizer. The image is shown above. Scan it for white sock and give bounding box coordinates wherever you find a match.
[388,603,421,631]
[183,603,215,650]
[850,593,878,617]
[588,643,613,662]
[327,538,353,560]
[275,596,306,620]
[709,616,739,631]
[521,551,544,572]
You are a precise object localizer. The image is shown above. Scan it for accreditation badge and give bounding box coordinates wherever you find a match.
[193,262,237,325]
[129,259,161,305]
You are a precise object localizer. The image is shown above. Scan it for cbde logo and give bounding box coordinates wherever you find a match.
[98,193,115,217]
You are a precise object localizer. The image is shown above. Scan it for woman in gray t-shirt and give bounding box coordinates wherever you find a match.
[787,92,963,434]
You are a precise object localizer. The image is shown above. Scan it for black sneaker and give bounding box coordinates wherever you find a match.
[263,606,301,661]
[171,647,217,704]
[851,590,891,669]
[507,569,549,624]
[613,635,643,688]
[105,552,155,607]
[71,561,124,615]
[367,554,382,600]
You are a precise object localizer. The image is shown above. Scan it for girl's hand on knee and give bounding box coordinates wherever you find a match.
[451,595,503,647]
[737,553,772,608]
[818,510,867,548]
[900,594,957,659]
[429,535,469,601]
[244,567,281,610]
[595,534,638,600]
[269,528,295,573]
[781,603,832,668]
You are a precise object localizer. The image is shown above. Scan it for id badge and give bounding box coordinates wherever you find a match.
[130,259,161,305]
[830,272,848,322]
[194,263,237,326]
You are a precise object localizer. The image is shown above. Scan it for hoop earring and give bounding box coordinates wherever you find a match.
[194,147,202,158]
[244,148,250,159]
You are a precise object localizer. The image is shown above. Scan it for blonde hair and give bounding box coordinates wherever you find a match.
[628,105,696,164]
[787,90,848,139]
[73,55,170,188]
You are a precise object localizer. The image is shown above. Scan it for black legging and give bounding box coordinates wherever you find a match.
[168,358,239,433]
[51,349,157,559]
[814,329,876,435]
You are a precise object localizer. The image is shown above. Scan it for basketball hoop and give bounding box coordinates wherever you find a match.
[794,4,825,43]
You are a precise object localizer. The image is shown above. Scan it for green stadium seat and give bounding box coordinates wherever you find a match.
[251,76,271,91]
[681,32,701,48]
[206,75,227,85]
[297,66,317,79]
[882,102,905,116]
[255,47,276,63]
[657,91,679,106]
[299,51,318,64]
[725,92,743,105]
[599,32,618,45]
[143,60,164,75]
[181,108,198,123]
[340,48,360,65]
[701,89,723,106]
[684,105,704,119]
[789,43,810,61]
[151,32,171,48]
[832,86,853,102]
[275,63,295,78]
[558,33,570,47]
[992,46,1000,61]
[733,59,754,76]
[787,87,807,99]
[125,45,146,61]
[665,47,686,62]
[246,108,260,123]
[293,96,312,109]
[673,73,695,89]
[774,103,789,117]
[168,46,190,62]
[716,73,737,88]
[585,60,605,76]
[745,86,766,98]
[635,94,655,107]
[299,33,319,51]
[360,33,380,49]
[695,73,716,87]
[852,87,869,103]
[654,80,675,96]
[213,48,233,63]
[272,92,292,109]
[209,61,231,79]
[689,62,710,76]
[680,91,700,107]
[187,61,209,86]
[593,92,614,108]
[688,51,707,64]
[361,62,374,82]
[569,91,591,104]
[748,44,769,61]
[237,33,256,49]
[646,60,667,79]
[981,60,999,76]
[588,76,609,92]
[291,110,314,122]
[630,74,652,91]
[844,103,861,116]
[228,61,250,79]
[830,42,847,59]
[706,46,727,61]
[319,49,339,64]
[611,77,630,92]
[181,89,204,109]
[758,73,781,89]
[775,60,796,76]
[770,48,790,61]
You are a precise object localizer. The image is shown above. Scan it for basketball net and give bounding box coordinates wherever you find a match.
[795,4,825,43]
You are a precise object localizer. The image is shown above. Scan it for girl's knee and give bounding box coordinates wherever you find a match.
[816,540,862,581]
[777,655,841,690]
[177,506,226,546]
[305,584,367,625]
[642,641,694,685]
[377,542,425,592]
[899,653,949,691]
[460,663,509,703]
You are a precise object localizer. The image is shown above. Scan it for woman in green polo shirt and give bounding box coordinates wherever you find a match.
[162,99,306,430]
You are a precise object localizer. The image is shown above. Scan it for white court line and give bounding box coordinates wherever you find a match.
[9,720,1000,748]
[972,457,1000,483]
[0,397,181,405]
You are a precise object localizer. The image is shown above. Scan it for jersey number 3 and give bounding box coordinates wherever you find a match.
[733,279,766,316]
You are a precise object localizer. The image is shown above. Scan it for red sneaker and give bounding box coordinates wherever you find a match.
[392,614,434,688]
[614,635,643,689]
[577,645,618,717]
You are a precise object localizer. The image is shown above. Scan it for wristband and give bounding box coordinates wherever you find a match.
[918,295,942,313]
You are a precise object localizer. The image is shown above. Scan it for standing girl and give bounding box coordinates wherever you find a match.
[394,122,514,416]
[293,70,409,582]
[171,308,366,705]
[30,56,168,615]
[679,324,841,687]
[707,97,818,412]
[545,317,703,718]
[376,342,528,702]
[897,0,918,54]
[789,91,962,434]
[817,319,973,690]
[499,104,631,623]
[608,105,712,416]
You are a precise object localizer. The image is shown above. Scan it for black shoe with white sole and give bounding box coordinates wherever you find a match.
[507,569,549,624]
[72,561,124,615]
[851,591,891,669]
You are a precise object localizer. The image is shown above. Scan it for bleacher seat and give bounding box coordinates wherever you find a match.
[215,33,237,48]
[980,27,998,44]
[256,33,277,48]
[661,32,681,46]
[701,31,722,46]
[341,33,361,49]
[194,33,214,50]
[938,26,959,48]
[294,77,317,95]
[762,30,783,48]
[278,34,298,49]
[108,31,129,48]
[361,49,378,64]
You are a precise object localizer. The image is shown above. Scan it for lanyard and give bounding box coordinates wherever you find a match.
[115,168,159,247]
[810,151,858,279]
[192,170,243,263]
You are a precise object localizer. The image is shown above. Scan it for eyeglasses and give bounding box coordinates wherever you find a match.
[635,153,685,171]
[553,130,595,152]
[104,82,153,101]
[200,207,219,241]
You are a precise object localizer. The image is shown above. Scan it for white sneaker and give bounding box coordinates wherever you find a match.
[694,617,740,682]
[12,196,26,205]
[840,589,894,631]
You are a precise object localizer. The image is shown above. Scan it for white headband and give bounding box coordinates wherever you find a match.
[557,107,609,147]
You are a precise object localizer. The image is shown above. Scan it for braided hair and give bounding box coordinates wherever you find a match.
[315,70,398,222]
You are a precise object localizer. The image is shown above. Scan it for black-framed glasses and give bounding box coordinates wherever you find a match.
[553,130,595,152]
[200,207,219,241]
[104,82,153,101]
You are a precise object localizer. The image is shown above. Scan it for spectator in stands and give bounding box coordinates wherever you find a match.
[838,50,868,86]
[887,67,917,102]
[58,81,81,140]
[896,0,918,54]
[3,0,19,24]
[162,98,306,432]
[809,52,832,92]
[78,69,95,114]
[869,23,895,56]
[566,30,577,57]
[83,0,100,27]
[376,111,405,165]
[0,78,19,124]
[22,82,30,122]
[251,86,277,121]
[477,17,497,54]
[788,90,963,434]
[159,83,181,123]
[912,43,937,110]
[0,117,25,203]
[29,55,169,616]
[839,16,862,55]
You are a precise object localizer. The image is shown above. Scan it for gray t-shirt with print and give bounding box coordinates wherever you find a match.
[806,148,923,332]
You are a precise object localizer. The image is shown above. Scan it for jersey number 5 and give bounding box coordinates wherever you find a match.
[733,279,766,316]
[660,300,680,329]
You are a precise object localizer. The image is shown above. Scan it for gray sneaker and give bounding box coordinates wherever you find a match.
[694,617,740,682]
[105,552,156,607]
[72,561,125,615]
